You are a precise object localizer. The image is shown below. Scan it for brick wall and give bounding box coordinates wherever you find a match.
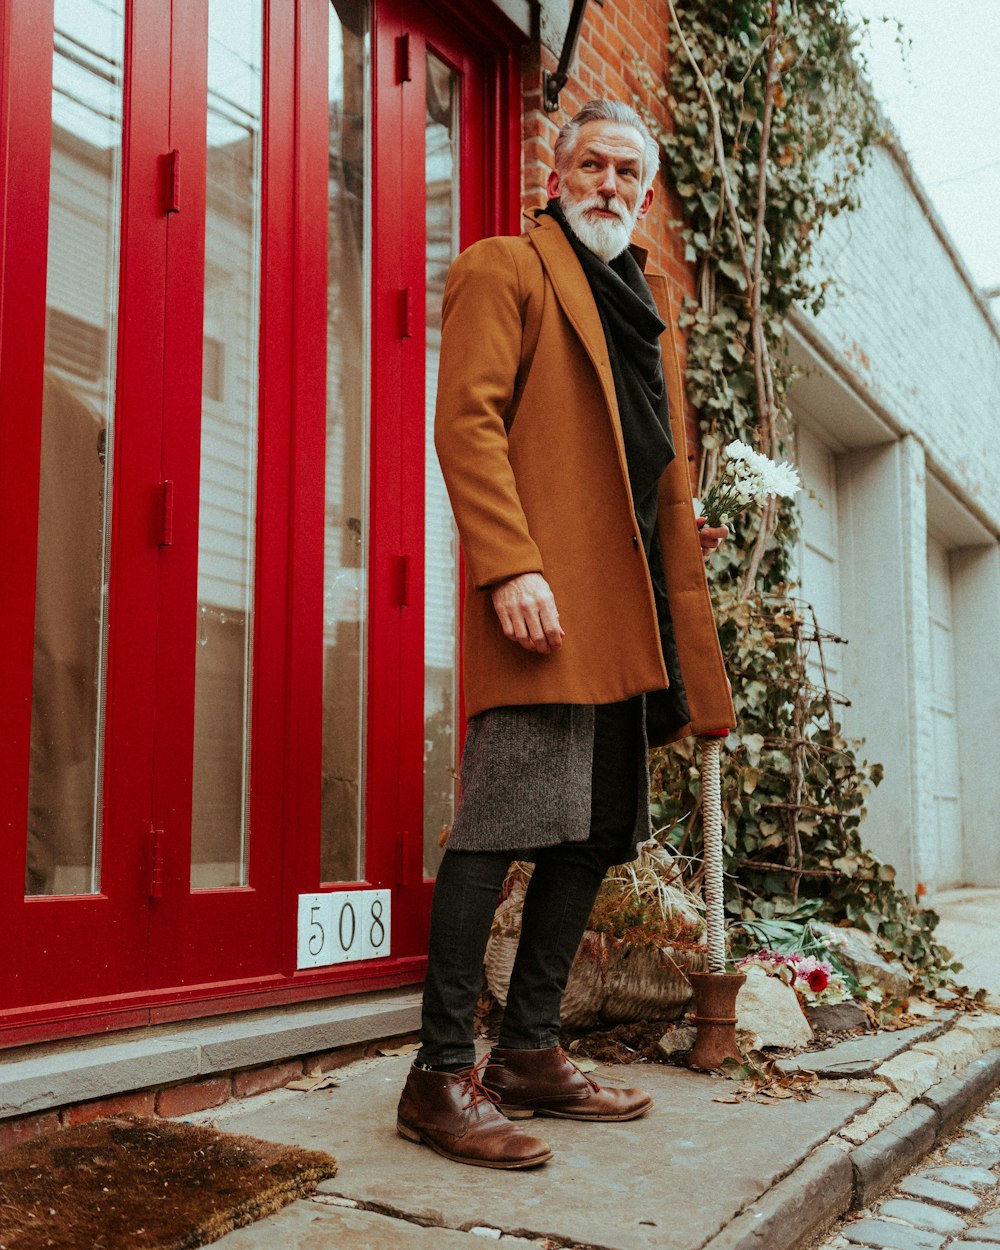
[0,1031,419,1152]
[521,2,701,460]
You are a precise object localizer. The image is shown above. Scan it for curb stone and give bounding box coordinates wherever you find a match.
[918,1048,1000,1135]
[847,1045,1000,1209]
[699,1143,853,1250]
[699,1039,1000,1250]
[849,1103,940,1208]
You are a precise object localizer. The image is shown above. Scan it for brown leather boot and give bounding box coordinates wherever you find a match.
[396,1058,553,1168]
[483,1045,653,1121]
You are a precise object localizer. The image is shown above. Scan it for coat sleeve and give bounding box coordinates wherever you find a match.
[433,236,544,590]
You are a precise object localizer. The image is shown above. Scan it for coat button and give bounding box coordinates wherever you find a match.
[632,534,639,550]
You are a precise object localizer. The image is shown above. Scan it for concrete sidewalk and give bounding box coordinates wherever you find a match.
[185,1008,1000,1250]
[932,888,1000,999]
[196,1048,869,1250]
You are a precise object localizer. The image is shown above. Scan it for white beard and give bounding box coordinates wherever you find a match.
[561,192,639,263]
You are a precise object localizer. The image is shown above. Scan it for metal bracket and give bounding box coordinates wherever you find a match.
[543,0,604,113]
[149,826,165,899]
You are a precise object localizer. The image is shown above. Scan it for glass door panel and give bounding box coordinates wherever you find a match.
[27,0,125,897]
[190,0,264,889]
[321,0,370,883]
[422,50,461,875]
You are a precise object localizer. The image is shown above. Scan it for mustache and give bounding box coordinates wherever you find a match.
[576,194,628,223]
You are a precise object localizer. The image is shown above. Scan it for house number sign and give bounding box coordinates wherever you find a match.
[297,890,391,969]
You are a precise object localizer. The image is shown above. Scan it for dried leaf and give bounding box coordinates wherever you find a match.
[377,1042,420,1057]
[287,1073,341,1092]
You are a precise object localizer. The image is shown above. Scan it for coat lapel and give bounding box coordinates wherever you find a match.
[526,213,617,409]
[644,271,686,449]
[525,213,634,509]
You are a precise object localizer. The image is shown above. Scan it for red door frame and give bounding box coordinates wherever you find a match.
[0,0,522,1049]
[1,0,173,1026]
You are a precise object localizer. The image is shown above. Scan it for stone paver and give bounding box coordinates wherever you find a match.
[919,1164,999,1191]
[954,1242,1000,1250]
[897,1176,985,1211]
[959,1232,1000,1246]
[876,1197,967,1234]
[840,1217,944,1249]
[776,1020,953,1079]
[944,1134,1000,1166]
[206,1199,546,1248]
[876,1049,943,1100]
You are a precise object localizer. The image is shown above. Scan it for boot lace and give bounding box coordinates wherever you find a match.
[459,1054,502,1112]
[558,1046,601,1092]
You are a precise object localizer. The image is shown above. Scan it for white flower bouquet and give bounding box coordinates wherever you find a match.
[698,440,801,527]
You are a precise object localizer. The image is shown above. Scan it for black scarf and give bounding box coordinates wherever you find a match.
[544,198,674,554]
[546,199,690,740]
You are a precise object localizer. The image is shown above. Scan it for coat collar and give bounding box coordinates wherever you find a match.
[524,209,612,380]
[523,208,662,399]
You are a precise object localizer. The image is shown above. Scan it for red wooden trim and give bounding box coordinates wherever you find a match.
[142,0,205,989]
[283,0,330,947]
[396,0,430,910]
[149,959,425,1022]
[149,0,292,987]
[366,0,408,923]
[3,0,171,1009]
[0,959,426,1050]
[250,0,296,920]
[143,0,211,982]
[0,1011,153,1051]
[0,0,54,921]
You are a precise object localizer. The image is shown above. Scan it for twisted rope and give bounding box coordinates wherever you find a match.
[700,737,726,973]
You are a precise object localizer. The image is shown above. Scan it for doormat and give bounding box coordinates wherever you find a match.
[0,1115,338,1250]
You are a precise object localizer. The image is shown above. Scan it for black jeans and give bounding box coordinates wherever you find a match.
[417,698,642,1067]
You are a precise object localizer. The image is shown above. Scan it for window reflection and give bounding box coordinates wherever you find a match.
[190,0,264,889]
[423,51,461,876]
[321,0,370,883]
[27,0,125,897]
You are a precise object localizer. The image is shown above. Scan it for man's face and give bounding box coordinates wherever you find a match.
[546,120,655,262]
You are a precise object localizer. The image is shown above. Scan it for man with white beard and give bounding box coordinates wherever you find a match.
[395,100,734,1169]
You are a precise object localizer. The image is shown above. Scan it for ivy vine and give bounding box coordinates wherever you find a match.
[641,1,961,988]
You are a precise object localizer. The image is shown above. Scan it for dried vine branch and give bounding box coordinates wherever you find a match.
[646,2,959,986]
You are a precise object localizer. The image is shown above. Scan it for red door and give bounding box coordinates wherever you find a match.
[0,0,520,1044]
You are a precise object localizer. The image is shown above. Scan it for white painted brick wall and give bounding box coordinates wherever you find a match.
[806,145,1000,531]
[798,145,1000,890]
[898,436,937,887]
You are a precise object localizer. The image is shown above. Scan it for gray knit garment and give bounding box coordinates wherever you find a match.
[446,701,652,855]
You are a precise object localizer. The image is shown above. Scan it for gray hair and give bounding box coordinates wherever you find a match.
[554,99,660,194]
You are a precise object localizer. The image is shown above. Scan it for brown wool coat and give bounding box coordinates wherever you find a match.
[434,211,735,742]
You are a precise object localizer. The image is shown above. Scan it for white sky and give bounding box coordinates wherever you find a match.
[847,1,1000,303]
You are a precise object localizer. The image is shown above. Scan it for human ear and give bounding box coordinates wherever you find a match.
[636,186,654,219]
[546,169,561,199]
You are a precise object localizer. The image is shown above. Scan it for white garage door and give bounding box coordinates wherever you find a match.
[927,535,963,888]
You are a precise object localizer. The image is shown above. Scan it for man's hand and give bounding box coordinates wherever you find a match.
[491,573,565,654]
[697,515,729,561]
